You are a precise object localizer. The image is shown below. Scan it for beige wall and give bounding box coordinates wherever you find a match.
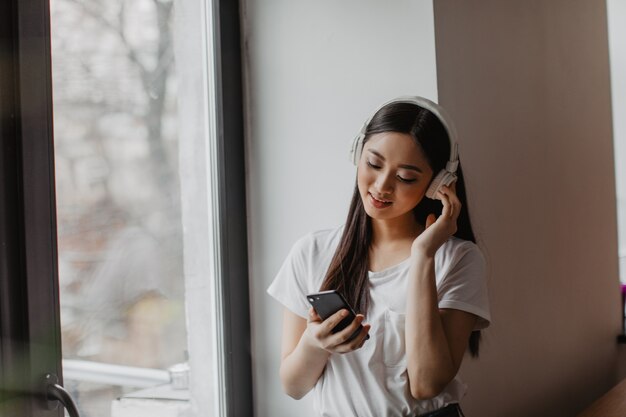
[434,1,621,415]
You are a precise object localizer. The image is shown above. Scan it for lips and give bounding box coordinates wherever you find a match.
[368,192,392,209]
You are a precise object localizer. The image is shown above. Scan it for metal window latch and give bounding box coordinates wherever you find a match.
[44,373,81,417]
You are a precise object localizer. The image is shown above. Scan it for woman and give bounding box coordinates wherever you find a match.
[267,96,491,416]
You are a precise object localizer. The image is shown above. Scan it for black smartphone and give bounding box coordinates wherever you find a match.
[306,290,369,342]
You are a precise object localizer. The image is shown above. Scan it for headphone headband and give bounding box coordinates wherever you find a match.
[351,96,458,166]
[366,96,458,142]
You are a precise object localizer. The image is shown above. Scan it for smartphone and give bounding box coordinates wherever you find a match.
[306,290,369,342]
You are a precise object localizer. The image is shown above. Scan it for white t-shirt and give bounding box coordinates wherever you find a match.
[267,226,491,417]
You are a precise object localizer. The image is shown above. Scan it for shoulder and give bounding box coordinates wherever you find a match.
[269,226,343,305]
[289,225,344,258]
[438,237,484,263]
[436,237,485,277]
[436,237,491,328]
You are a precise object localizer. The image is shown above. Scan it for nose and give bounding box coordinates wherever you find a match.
[374,171,394,196]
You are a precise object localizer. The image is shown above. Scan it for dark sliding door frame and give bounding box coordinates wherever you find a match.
[213,0,254,415]
[1,0,63,414]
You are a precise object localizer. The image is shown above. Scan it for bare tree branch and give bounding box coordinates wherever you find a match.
[65,0,150,86]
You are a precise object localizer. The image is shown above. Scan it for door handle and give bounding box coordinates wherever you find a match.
[44,373,81,417]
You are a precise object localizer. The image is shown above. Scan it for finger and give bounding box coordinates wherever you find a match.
[333,324,371,353]
[449,194,461,220]
[336,323,370,353]
[308,307,322,323]
[440,183,459,202]
[322,309,350,334]
[438,189,452,218]
[426,213,437,229]
[329,314,364,347]
[440,186,459,219]
[358,324,372,349]
[441,185,462,220]
[350,324,371,350]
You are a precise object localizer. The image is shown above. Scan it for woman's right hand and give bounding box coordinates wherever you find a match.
[303,307,371,354]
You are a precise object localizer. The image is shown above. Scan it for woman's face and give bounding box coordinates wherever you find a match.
[357,132,434,222]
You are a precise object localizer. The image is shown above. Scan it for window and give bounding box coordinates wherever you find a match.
[0,0,252,415]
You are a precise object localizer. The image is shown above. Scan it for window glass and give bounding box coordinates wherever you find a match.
[51,0,189,415]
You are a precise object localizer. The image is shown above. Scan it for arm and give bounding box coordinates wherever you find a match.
[406,182,478,399]
[279,307,371,399]
[279,309,330,399]
[405,253,477,399]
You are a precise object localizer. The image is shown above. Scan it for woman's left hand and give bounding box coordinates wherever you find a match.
[411,182,461,258]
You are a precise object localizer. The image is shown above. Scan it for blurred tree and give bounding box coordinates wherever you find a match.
[61,0,176,192]
[52,0,185,366]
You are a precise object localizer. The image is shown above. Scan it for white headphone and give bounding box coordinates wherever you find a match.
[350,96,459,200]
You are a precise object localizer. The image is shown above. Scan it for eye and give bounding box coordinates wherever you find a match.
[397,175,417,184]
[366,160,381,169]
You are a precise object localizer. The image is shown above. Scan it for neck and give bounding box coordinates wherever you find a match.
[370,213,423,248]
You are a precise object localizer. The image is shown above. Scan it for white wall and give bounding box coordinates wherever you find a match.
[241,1,438,416]
[607,0,626,281]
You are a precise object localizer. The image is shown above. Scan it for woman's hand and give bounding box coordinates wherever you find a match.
[303,307,371,354]
[411,182,461,258]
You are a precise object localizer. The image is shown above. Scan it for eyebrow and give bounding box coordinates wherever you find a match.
[367,149,424,174]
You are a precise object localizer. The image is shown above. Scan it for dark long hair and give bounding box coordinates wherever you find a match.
[320,102,482,357]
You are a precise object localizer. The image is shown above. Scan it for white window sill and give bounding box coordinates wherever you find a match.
[111,384,190,417]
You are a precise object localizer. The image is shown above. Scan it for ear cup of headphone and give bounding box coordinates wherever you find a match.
[425,170,458,199]
[350,133,365,165]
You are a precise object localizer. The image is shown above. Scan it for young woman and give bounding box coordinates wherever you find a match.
[267,96,491,417]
